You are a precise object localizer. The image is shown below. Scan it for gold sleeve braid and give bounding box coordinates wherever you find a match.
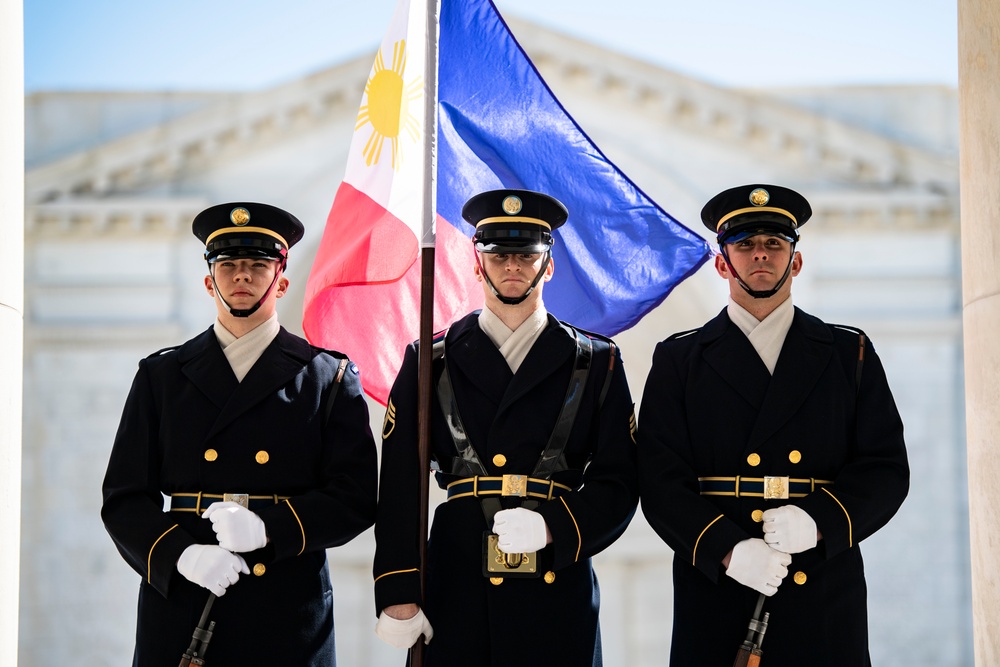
[147,524,179,584]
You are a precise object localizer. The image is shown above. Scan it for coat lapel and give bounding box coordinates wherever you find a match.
[178,328,237,410]
[204,328,312,440]
[745,309,833,452]
[496,315,573,415]
[446,314,512,409]
[700,310,770,412]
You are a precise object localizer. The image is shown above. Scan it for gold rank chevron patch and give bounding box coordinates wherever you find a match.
[382,398,397,440]
[629,409,637,443]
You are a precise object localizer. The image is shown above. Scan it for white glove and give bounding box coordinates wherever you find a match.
[375,608,434,648]
[493,507,549,553]
[725,538,792,597]
[762,505,818,554]
[203,501,267,552]
[177,544,250,597]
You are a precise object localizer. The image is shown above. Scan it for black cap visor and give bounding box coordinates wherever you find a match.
[206,236,286,263]
[474,227,552,254]
[718,218,798,246]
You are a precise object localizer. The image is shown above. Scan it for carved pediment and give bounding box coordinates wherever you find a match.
[25,17,957,222]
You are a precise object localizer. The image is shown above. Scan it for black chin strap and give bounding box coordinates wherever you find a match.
[719,244,796,299]
[209,262,284,318]
[476,250,551,306]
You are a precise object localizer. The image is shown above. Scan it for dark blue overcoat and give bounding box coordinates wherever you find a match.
[374,312,639,667]
[102,327,378,667]
[638,307,909,667]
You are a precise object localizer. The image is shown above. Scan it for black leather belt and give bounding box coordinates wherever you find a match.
[446,475,572,501]
[697,476,832,500]
[169,492,289,514]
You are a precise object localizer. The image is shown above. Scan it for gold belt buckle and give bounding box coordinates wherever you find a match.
[763,476,789,500]
[483,533,538,577]
[501,474,527,497]
[223,493,249,508]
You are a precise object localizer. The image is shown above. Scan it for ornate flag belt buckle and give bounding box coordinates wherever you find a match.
[501,474,528,497]
[762,477,789,500]
[483,533,539,578]
[223,493,249,508]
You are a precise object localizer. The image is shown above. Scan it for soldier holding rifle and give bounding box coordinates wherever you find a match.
[373,189,639,666]
[637,184,909,665]
[102,203,378,666]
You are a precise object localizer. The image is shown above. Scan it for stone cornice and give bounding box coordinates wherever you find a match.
[808,189,957,230]
[506,18,956,193]
[25,19,957,205]
[25,55,371,203]
[25,198,208,238]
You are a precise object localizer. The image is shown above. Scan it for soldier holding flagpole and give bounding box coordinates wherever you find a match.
[373,189,639,666]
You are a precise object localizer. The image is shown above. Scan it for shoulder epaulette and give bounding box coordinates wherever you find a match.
[560,321,614,346]
[830,324,866,395]
[667,327,702,340]
[830,323,866,338]
[146,345,180,358]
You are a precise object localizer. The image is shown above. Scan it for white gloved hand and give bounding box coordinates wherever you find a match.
[493,507,549,553]
[725,538,792,597]
[762,505,818,554]
[375,608,434,648]
[176,544,250,597]
[203,501,267,553]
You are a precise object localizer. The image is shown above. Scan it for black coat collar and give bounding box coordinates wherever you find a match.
[176,326,317,439]
[444,311,575,416]
[699,307,834,452]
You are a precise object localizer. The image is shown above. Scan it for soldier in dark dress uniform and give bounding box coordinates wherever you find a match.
[372,190,639,666]
[102,202,378,666]
[637,184,910,666]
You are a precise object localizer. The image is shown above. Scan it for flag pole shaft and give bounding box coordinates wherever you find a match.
[413,247,434,667]
[411,1,439,665]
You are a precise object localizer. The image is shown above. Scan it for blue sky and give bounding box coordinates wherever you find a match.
[24,0,958,93]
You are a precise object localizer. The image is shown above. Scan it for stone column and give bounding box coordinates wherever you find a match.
[959,0,1000,664]
[0,0,24,665]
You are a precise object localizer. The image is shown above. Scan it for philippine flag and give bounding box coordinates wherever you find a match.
[303,0,711,404]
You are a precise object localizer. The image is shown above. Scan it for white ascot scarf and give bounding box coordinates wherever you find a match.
[478,306,549,374]
[213,313,281,382]
[727,296,794,375]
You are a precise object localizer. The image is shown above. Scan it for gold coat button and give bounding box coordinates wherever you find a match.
[204,449,218,462]
[493,454,507,468]
[253,563,266,577]
[789,450,802,464]
[490,577,503,586]
[255,450,269,464]
[747,453,761,467]
[751,509,764,523]
[794,571,807,585]
[544,571,556,584]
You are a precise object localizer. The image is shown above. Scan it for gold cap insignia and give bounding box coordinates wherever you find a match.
[230,207,251,226]
[749,188,770,207]
[502,196,522,215]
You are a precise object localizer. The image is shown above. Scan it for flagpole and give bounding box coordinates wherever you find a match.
[413,0,439,664]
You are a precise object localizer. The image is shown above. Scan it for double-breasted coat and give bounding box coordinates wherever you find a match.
[637,307,909,667]
[374,312,639,666]
[102,327,378,667]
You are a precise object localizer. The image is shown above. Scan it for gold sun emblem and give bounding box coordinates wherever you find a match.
[356,40,423,170]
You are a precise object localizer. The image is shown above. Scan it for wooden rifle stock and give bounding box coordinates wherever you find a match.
[733,594,769,667]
